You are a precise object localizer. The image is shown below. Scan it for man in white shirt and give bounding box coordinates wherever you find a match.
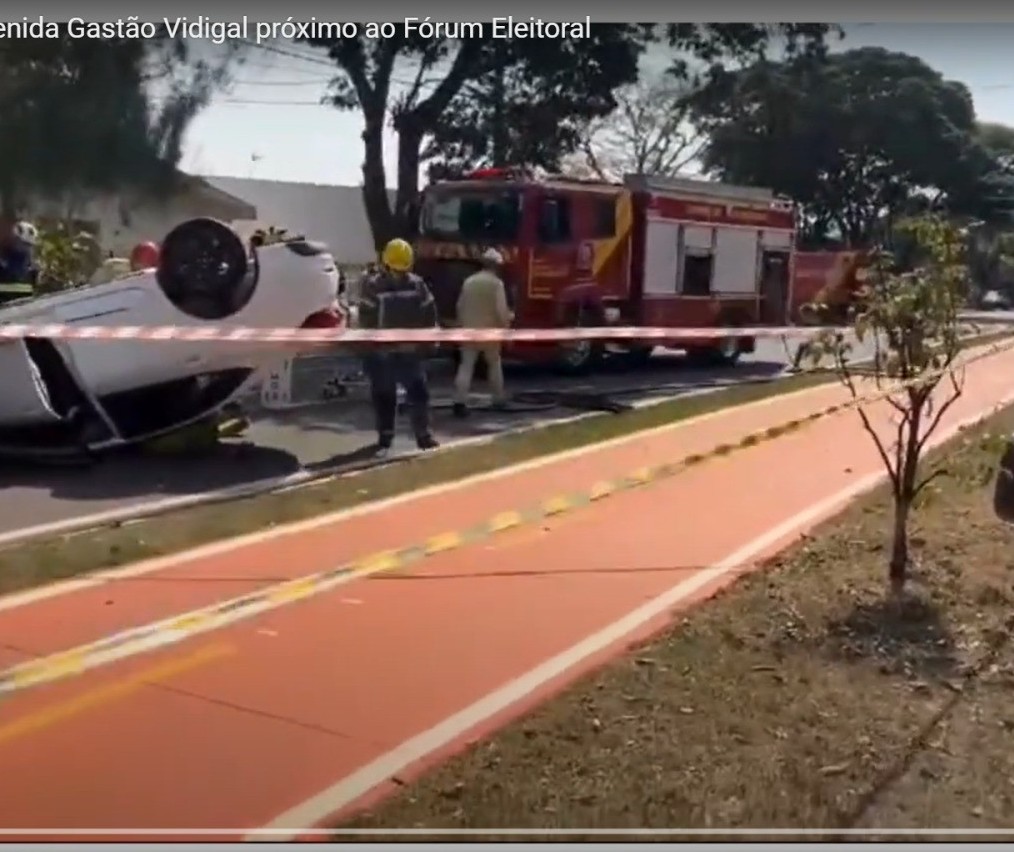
[453,248,513,418]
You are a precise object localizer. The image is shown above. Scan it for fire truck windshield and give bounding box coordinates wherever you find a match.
[419,188,521,242]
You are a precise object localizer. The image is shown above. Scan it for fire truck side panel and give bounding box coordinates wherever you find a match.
[641,215,680,297]
[509,185,641,360]
[586,189,635,306]
[633,205,750,348]
[524,186,634,308]
[624,187,797,350]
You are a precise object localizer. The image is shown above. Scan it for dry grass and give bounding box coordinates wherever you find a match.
[336,403,1014,839]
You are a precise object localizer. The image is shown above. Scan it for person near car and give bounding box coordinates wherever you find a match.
[358,237,440,455]
[452,247,513,418]
[129,241,160,271]
[0,220,38,302]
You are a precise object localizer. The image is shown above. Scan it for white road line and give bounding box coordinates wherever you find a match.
[0,376,829,613]
[252,386,1014,840]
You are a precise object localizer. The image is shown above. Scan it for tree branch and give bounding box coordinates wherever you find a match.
[409,40,485,126]
[913,465,950,498]
[856,404,902,494]
[916,365,965,456]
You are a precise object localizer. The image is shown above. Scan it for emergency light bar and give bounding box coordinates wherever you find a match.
[464,167,532,181]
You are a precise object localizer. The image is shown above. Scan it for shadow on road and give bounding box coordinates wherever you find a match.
[0,442,303,502]
[256,355,789,437]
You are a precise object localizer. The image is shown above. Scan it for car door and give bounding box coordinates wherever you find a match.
[529,193,574,301]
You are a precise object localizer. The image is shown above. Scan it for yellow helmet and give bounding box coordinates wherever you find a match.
[381,238,414,272]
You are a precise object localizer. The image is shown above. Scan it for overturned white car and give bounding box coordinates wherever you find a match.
[0,217,341,458]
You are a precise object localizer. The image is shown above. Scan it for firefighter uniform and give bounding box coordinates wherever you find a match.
[453,248,513,417]
[359,238,440,453]
[0,281,34,304]
[0,222,38,304]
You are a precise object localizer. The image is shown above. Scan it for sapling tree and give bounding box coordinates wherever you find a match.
[800,216,970,593]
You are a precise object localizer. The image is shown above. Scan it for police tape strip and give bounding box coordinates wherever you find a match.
[1,335,1013,698]
[0,322,845,345]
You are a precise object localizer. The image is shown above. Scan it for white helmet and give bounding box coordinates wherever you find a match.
[13,221,38,247]
[481,247,504,266]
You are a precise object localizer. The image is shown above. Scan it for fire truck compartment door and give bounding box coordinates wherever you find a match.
[761,229,792,250]
[643,219,680,295]
[713,228,760,294]
[683,226,714,251]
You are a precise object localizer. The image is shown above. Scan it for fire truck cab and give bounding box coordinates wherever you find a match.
[414,167,797,373]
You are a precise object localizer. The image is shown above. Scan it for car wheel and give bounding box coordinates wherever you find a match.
[156,218,255,321]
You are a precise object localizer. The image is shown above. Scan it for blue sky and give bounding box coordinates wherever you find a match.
[181,24,1014,187]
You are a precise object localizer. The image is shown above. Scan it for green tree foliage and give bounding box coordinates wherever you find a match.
[424,25,839,183]
[34,223,102,293]
[423,32,649,180]
[0,34,232,216]
[977,121,1014,164]
[695,48,1014,247]
[800,216,970,593]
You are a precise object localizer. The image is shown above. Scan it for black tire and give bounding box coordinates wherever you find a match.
[156,218,254,321]
[686,314,745,367]
[554,304,604,376]
[615,344,654,370]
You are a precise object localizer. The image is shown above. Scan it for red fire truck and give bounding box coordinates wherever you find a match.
[413,168,798,373]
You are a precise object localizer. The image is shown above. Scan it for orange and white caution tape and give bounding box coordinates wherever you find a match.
[0,323,841,345]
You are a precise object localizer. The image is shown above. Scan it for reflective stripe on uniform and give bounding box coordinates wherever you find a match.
[0,283,33,295]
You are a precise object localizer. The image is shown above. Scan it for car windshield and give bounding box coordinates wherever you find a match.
[419,189,521,242]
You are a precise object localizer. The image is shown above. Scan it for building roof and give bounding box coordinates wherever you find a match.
[204,176,393,266]
[182,175,258,220]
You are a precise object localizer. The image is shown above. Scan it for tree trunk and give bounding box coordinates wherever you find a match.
[890,397,924,596]
[393,121,424,240]
[889,496,910,595]
[360,109,393,252]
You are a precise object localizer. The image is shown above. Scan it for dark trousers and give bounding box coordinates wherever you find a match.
[995,436,1014,523]
[364,352,431,443]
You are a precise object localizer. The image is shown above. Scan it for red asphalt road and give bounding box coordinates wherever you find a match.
[0,346,1012,839]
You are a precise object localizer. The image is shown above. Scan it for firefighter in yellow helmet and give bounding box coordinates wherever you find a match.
[358,237,440,455]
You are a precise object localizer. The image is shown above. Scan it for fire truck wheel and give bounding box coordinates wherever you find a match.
[617,345,654,369]
[686,313,744,367]
[687,339,742,367]
[554,305,604,376]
